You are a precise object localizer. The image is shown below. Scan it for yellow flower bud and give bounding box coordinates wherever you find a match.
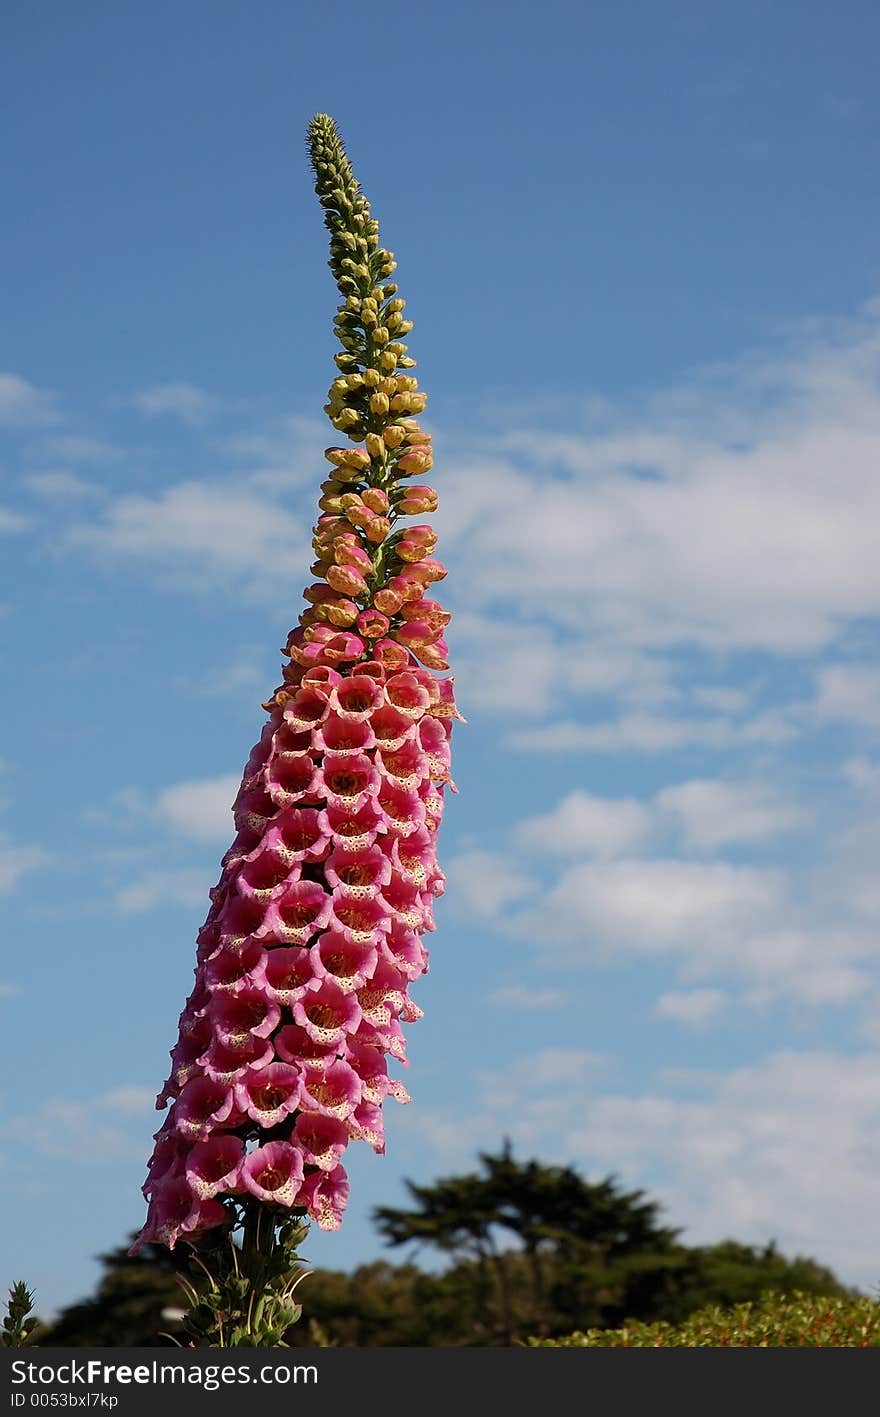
[364,516,391,544]
[325,598,360,628]
[372,326,390,346]
[365,432,385,461]
[325,446,371,471]
[346,503,375,530]
[382,424,406,450]
[333,408,361,430]
[362,487,389,514]
[380,376,398,395]
[318,493,346,513]
[363,367,381,388]
[379,350,398,372]
[369,391,390,417]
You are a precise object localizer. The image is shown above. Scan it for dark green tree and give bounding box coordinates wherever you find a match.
[45,1240,184,1347]
[373,1142,681,1339]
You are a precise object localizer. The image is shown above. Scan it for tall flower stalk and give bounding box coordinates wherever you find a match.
[135,114,459,1346]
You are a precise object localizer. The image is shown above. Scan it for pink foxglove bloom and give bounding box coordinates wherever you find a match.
[136,113,461,1255]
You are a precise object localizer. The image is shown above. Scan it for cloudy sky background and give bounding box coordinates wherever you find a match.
[3,0,880,1313]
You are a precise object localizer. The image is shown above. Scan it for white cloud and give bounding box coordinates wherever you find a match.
[476,1048,607,1109]
[401,1046,880,1289]
[172,651,268,702]
[0,507,28,533]
[449,613,673,719]
[69,480,308,597]
[508,708,798,753]
[0,842,51,893]
[569,1050,880,1289]
[655,779,808,851]
[654,988,726,1027]
[135,382,217,423]
[115,869,208,914]
[816,664,880,728]
[444,850,536,919]
[843,757,880,793]
[24,470,98,500]
[156,775,240,844]
[0,1085,154,1164]
[534,857,786,956]
[511,852,874,1007]
[0,372,60,427]
[514,789,652,858]
[38,435,118,464]
[437,305,880,656]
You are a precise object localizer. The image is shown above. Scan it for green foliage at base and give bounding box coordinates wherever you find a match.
[528,1292,880,1346]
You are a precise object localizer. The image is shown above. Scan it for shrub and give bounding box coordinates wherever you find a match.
[528,1291,880,1346]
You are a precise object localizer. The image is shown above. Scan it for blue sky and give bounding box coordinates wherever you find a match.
[3,0,880,1316]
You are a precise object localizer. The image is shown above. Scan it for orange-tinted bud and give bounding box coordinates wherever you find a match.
[302,582,335,605]
[325,597,360,628]
[325,446,371,472]
[400,421,432,446]
[382,424,407,451]
[361,487,390,515]
[327,563,370,597]
[397,445,434,476]
[345,502,376,530]
[412,557,447,584]
[388,571,425,603]
[374,638,411,672]
[400,598,451,633]
[373,586,404,615]
[364,516,391,544]
[333,538,372,572]
[356,608,391,639]
[398,484,439,514]
[412,639,449,670]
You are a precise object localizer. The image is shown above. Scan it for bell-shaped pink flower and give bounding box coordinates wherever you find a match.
[185,1135,245,1199]
[299,1164,349,1231]
[254,945,316,1005]
[299,1059,362,1119]
[293,1113,349,1171]
[235,1063,303,1127]
[241,1141,305,1206]
[312,931,378,992]
[324,843,392,897]
[292,978,362,1046]
[261,880,332,945]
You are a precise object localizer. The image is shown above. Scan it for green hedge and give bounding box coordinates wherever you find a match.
[528,1291,880,1346]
